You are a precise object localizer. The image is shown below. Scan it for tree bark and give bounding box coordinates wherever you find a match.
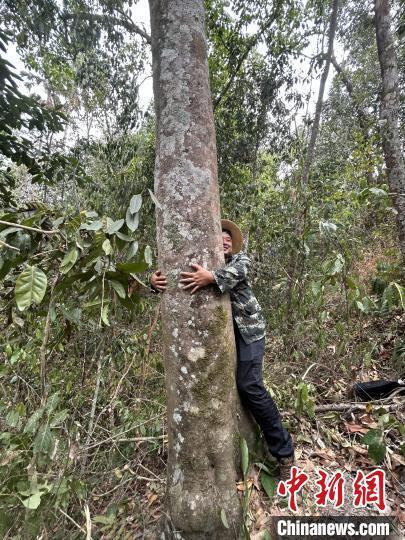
[148,1,242,537]
[374,0,405,259]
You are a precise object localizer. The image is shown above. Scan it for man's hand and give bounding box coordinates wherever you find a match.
[151,270,167,292]
[180,264,215,294]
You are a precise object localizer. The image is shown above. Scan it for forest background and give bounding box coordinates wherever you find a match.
[0,0,404,538]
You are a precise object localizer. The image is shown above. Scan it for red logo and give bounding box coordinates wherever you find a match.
[353,469,386,511]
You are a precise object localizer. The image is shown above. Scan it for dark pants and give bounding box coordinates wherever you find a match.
[234,325,294,461]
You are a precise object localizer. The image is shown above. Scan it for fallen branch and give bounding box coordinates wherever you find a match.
[117,434,167,443]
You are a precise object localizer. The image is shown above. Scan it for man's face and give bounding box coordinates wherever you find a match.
[222,231,233,256]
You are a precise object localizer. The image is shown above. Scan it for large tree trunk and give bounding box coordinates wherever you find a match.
[375,0,405,259]
[148,1,242,537]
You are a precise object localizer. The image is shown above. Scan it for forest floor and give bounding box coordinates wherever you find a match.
[112,310,405,539]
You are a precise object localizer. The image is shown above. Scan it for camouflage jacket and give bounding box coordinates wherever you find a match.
[212,252,266,344]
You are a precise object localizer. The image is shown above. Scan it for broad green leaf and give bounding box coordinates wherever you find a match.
[60,306,81,325]
[368,442,386,464]
[22,492,41,510]
[24,407,45,434]
[15,266,47,310]
[79,221,102,231]
[102,239,112,255]
[45,392,60,413]
[260,472,277,500]
[362,428,382,446]
[33,426,53,455]
[127,241,139,259]
[106,218,124,235]
[144,245,152,266]
[129,194,142,213]
[110,280,126,299]
[50,409,68,427]
[262,530,272,540]
[331,254,344,275]
[60,247,79,274]
[126,208,139,232]
[148,189,162,209]
[115,231,133,242]
[241,438,249,477]
[117,261,148,274]
[220,509,229,529]
[5,409,20,427]
[362,429,386,464]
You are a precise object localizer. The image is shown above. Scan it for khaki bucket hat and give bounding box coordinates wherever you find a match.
[221,219,243,254]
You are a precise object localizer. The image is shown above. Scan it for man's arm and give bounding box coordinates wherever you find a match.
[212,253,250,293]
[180,253,250,295]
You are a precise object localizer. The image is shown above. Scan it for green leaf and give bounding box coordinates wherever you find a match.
[362,428,382,445]
[79,221,102,231]
[15,266,47,310]
[116,261,148,274]
[45,392,60,413]
[260,472,277,500]
[369,187,387,197]
[220,508,229,529]
[101,303,110,326]
[115,231,133,242]
[110,280,126,299]
[60,247,79,274]
[22,492,41,510]
[102,239,112,255]
[390,282,405,309]
[241,438,249,477]
[126,208,139,232]
[5,409,20,427]
[368,442,386,464]
[148,189,162,209]
[33,426,53,455]
[127,241,139,259]
[262,530,272,540]
[129,194,142,214]
[106,218,124,235]
[362,429,386,464]
[24,407,45,434]
[49,409,68,427]
[144,245,152,266]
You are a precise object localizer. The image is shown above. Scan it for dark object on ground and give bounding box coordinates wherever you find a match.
[353,380,405,401]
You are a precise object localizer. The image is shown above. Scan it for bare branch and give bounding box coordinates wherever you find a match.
[61,12,151,44]
[0,220,58,235]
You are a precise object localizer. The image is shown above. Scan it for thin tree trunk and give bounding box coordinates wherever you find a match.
[375,0,405,259]
[285,0,339,327]
[301,0,339,188]
[148,1,242,537]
